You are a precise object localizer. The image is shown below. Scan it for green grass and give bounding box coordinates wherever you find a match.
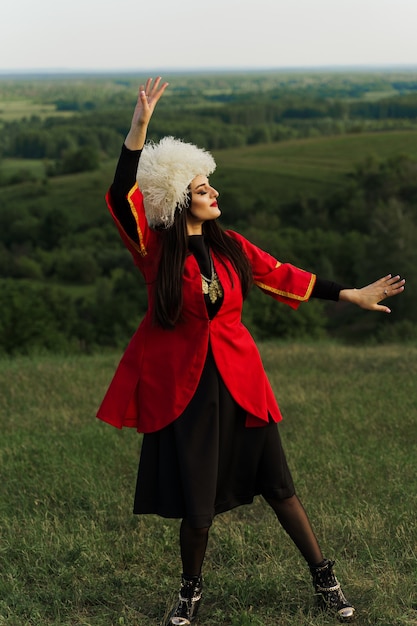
[1,343,417,625]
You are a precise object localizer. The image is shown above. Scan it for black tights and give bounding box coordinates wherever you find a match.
[179,494,323,577]
[264,494,323,566]
[180,519,210,577]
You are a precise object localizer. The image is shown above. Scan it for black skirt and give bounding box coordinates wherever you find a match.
[133,347,295,528]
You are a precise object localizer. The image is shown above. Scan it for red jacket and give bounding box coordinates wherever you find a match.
[96,183,316,433]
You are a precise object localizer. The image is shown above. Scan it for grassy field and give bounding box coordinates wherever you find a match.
[0,158,47,179]
[1,343,416,626]
[0,101,61,122]
[213,129,417,205]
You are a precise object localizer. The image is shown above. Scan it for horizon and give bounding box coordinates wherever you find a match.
[1,63,417,77]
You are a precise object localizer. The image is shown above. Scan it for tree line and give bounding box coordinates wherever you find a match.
[2,90,417,185]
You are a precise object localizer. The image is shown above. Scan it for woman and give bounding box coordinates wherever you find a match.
[97,77,405,625]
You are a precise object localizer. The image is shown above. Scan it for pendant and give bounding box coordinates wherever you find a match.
[201,272,223,303]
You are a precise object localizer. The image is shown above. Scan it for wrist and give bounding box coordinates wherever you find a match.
[339,288,358,304]
[125,126,147,151]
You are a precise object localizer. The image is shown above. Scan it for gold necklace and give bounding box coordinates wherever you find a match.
[201,256,223,304]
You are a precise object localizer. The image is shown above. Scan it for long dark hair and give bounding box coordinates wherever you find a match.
[153,208,253,329]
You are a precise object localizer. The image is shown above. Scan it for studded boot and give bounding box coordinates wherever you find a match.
[165,574,203,625]
[310,559,356,622]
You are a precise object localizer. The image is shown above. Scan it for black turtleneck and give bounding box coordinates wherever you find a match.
[187,234,224,318]
[187,235,211,278]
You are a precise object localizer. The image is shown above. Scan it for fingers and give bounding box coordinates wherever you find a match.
[376,304,392,314]
[381,274,405,299]
[386,274,405,287]
[152,78,169,103]
[134,77,168,126]
[142,77,169,101]
[142,77,157,97]
[149,76,162,95]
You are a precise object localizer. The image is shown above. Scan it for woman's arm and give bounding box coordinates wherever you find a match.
[109,146,142,240]
[108,78,169,244]
[111,77,169,207]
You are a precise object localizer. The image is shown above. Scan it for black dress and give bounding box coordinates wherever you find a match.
[133,235,295,528]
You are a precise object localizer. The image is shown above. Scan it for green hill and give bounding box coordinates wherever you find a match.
[212,129,417,208]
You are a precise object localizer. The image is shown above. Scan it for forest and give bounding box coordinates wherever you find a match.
[1,69,417,354]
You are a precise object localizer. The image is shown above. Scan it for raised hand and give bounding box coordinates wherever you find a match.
[125,77,169,150]
[340,274,405,313]
[131,77,169,129]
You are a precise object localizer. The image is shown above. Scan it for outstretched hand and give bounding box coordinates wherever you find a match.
[125,77,169,150]
[131,77,169,129]
[340,274,405,313]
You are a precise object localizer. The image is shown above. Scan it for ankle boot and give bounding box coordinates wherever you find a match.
[165,574,203,625]
[310,559,356,622]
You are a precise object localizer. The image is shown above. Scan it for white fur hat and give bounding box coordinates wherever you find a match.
[137,136,216,229]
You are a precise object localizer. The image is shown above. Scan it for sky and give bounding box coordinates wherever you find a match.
[1,0,417,72]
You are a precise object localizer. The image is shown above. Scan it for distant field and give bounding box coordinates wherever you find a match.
[213,129,417,204]
[1,158,46,178]
[0,343,416,625]
[219,130,417,172]
[0,100,73,126]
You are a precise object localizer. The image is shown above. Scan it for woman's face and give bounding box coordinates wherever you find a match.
[186,175,220,235]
